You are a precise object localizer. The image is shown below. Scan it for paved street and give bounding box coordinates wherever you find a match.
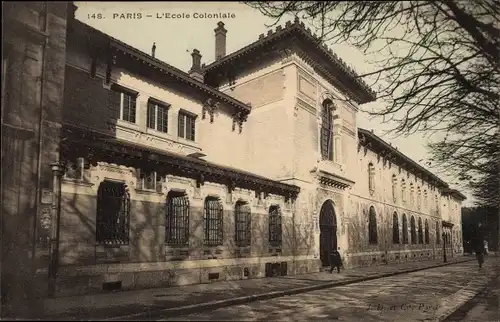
[159,261,496,322]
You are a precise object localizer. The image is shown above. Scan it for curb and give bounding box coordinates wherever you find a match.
[106,258,474,321]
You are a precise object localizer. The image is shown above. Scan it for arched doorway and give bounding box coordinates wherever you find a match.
[319,200,337,267]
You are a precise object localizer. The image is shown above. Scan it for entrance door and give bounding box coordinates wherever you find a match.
[319,200,337,267]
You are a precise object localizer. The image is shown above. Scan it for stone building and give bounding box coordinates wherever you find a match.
[2,1,70,316]
[3,2,466,301]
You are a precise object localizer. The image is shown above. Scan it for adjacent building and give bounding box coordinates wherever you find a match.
[2,2,466,302]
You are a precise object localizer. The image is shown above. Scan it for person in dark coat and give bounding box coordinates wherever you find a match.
[329,247,343,273]
[474,241,485,268]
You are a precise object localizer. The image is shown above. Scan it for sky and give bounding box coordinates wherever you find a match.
[74,1,475,205]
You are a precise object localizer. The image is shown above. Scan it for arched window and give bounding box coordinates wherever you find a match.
[368,206,378,244]
[417,187,421,210]
[204,197,223,246]
[368,163,376,195]
[392,175,397,202]
[418,217,423,244]
[392,212,400,244]
[165,191,189,245]
[410,216,417,244]
[423,190,428,207]
[436,221,441,244]
[424,219,430,244]
[402,214,409,244]
[320,99,334,161]
[234,201,251,247]
[96,181,130,245]
[401,179,406,203]
[410,183,415,206]
[269,205,282,247]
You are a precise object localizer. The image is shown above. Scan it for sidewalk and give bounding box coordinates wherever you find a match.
[39,256,473,321]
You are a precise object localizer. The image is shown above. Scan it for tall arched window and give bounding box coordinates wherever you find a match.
[320,99,334,161]
[392,175,397,202]
[423,190,428,207]
[417,187,421,210]
[165,191,189,245]
[436,221,441,244]
[204,197,223,246]
[401,179,406,203]
[269,205,282,247]
[368,163,376,195]
[368,206,378,244]
[234,201,251,247]
[402,214,409,244]
[410,183,415,206]
[410,216,417,244]
[418,217,423,244]
[392,212,400,244]
[424,219,430,244]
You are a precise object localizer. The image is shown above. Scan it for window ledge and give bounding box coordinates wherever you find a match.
[62,179,94,187]
[135,188,163,195]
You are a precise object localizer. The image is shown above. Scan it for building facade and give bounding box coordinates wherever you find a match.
[2,2,466,302]
[2,1,70,316]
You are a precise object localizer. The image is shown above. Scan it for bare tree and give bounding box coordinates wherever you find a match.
[245,1,500,208]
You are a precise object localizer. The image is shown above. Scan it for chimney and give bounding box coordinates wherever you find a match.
[151,42,156,58]
[188,49,204,82]
[214,21,227,60]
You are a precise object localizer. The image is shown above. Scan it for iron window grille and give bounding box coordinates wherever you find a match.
[178,111,196,141]
[147,100,169,133]
[136,169,162,193]
[320,100,334,161]
[402,214,409,244]
[392,212,400,244]
[204,197,223,246]
[234,201,251,247]
[165,192,189,246]
[418,217,424,244]
[424,219,430,244]
[410,216,417,244]
[368,206,378,244]
[268,205,282,247]
[96,181,130,245]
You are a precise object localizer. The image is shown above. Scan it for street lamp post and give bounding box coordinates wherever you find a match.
[442,232,447,263]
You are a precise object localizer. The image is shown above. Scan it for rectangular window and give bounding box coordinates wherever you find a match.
[64,157,85,180]
[96,181,130,245]
[235,202,251,247]
[165,192,190,245]
[269,206,282,247]
[136,169,162,193]
[111,87,137,123]
[147,100,169,133]
[178,111,196,141]
[204,197,223,246]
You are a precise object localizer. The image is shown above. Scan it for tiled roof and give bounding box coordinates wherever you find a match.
[204,17,377,104]
[72,19,251,113]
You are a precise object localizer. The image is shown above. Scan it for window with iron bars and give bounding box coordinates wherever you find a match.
[320,100,334,161]
[96,181,130,245]
[234,201,251,247]
[204,197,223,246]
[165,192,189,246]
[268,205,282,247]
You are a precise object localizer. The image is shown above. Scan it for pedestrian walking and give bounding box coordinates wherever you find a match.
[329,247,343,274]
[474,242,485,268]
